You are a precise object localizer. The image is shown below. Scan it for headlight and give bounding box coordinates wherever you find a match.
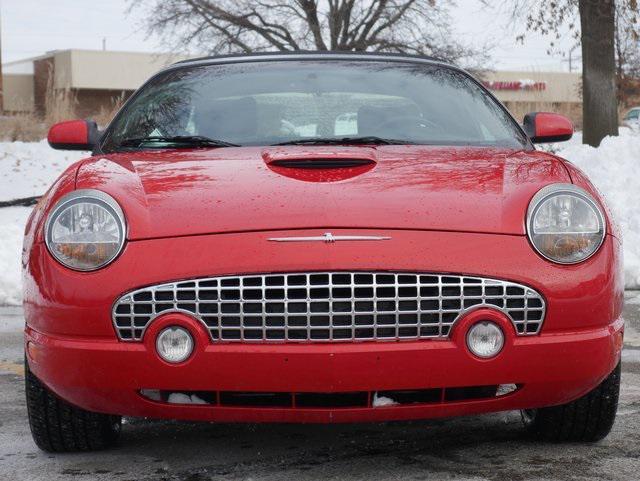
[527,184,605,264]
[45,189,126,271]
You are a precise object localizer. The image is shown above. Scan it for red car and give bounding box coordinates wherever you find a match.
[24,53,623,452]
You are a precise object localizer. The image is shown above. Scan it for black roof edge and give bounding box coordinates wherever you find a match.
[171,50,449,68]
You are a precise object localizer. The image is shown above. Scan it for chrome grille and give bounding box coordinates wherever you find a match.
[112,272,545,342]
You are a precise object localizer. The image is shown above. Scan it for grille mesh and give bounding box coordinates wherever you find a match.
[113,272,545,342]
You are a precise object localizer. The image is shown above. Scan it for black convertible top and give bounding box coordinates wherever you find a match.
[169,51,449,71]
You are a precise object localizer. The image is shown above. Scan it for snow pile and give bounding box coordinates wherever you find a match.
[141,389,209,404]
[0,207,32,306]
[167,392,208,405]
[372,392,398,407]
[551,128,640,288]
[495,383,518,396]
[0,141,85,305]
[626,292,640,306]
[0,140,85,201]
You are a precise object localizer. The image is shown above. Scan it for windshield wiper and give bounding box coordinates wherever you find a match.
[119,135,239,149]
[272,136,409,146]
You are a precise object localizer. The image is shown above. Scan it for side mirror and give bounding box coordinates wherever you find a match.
[523,112,573,143]
[47,120,100,151]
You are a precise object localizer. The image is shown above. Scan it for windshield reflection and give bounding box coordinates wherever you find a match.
[102,60,527,152]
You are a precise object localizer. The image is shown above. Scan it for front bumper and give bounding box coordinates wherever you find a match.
[26,312,623,422]
[24,229,624,422]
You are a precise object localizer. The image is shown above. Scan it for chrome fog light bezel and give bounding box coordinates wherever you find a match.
[155,326,194,364]
[466,321,505,359]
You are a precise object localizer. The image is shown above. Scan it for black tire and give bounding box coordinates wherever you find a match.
[25,360,122,452]
[521,361,621,443]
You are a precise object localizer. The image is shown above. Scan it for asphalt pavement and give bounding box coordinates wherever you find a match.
[1,294,640,481]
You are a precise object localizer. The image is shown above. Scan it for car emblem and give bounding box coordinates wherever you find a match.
[268,232,391,243]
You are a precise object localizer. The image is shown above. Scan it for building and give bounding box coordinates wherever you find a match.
[2,49,189,117]
[2,60,34,113]
[481,70,583,127]
[2,51,583,126]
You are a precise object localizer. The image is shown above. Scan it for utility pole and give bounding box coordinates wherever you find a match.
[563,45,582,73]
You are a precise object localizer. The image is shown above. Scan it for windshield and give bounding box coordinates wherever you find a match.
[101,60,528,151]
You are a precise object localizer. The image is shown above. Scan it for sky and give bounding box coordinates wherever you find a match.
[0,0,579,72]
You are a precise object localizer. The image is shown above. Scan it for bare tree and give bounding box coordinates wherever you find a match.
[130,0,485,66]
[616,4,640,107]
[486,0,639,147]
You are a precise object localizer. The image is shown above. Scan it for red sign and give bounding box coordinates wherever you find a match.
[483,80,547,91]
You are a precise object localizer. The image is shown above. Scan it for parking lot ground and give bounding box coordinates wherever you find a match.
[1,294,640,481]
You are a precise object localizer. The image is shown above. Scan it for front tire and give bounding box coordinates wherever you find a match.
[521,361,621,442]
[25,360,121,452]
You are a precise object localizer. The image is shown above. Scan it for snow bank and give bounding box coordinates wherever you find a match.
[0,207,32,306]
[0,141,85,305]
[551,128,640,288]
[0,140,85,201]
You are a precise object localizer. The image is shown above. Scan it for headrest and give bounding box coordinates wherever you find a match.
[194,97,257,141]
[357,104,420,136]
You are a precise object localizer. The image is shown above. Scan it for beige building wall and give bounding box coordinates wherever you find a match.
[27,49,191,116]
[64,50,189,90]
[2,73,35,112]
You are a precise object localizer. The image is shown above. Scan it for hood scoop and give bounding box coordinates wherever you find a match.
[269,158,374,169]
[262,147,377,182]
[262,147,378,167]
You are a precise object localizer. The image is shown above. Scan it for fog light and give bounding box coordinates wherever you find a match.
[156,326,194,363]
[466,322,504,358]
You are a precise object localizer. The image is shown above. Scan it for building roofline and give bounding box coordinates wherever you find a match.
[3,49,190,67]
[2,54,51,66]
[49,48,188,57]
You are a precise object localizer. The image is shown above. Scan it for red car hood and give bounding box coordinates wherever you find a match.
[76,146,571,240]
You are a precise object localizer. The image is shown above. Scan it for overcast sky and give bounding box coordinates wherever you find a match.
[0,0,579,72]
